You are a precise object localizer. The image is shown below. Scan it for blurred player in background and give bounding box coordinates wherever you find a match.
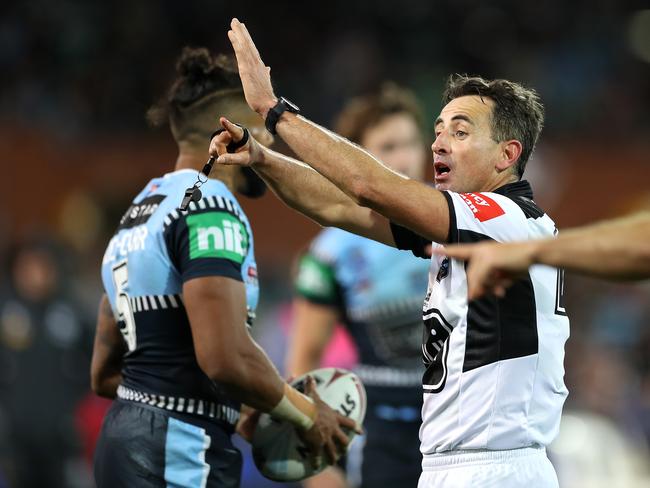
[287,84,430,488]
[91,47,354,488]
[0,240,91,488]
[438,211,650,299]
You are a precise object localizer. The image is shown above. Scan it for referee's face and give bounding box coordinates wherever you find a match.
[432,96,503,193]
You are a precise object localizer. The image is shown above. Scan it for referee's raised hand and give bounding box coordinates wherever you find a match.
[227,18,278,119]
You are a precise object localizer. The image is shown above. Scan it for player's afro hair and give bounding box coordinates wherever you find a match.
[147,47,242,127]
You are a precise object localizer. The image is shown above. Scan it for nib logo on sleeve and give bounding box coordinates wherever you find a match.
[187,212,249,263]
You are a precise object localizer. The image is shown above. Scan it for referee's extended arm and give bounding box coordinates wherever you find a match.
[226,19,450,243]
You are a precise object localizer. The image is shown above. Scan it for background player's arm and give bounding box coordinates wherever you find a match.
[212,119,396,247]
[286,299,339,378]
[90,294,126,399]
[526,212,650,278]
[226,19,450,243]
[441,211,650,299]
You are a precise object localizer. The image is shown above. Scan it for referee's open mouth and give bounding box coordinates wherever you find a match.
[434,161,451,182]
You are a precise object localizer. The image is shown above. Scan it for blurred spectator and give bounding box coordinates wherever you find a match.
[549,409,650,488]
[0,239,93,488]
[1,2,648,140]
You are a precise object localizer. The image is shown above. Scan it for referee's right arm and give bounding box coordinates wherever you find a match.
[212,117,399,248]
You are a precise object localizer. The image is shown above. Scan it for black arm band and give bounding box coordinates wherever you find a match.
[209,124,249,153]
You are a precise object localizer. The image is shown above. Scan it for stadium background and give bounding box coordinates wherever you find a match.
[1,1,649,487]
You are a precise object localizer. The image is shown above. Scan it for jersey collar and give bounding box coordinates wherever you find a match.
[492,180,534,200]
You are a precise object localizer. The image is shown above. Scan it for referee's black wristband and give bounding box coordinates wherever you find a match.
[209,124,249,153]
[265,97,301,135]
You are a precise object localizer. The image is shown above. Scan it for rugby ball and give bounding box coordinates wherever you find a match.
[251,368,366,481]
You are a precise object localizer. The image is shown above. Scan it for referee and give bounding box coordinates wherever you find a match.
[213,18,569,487]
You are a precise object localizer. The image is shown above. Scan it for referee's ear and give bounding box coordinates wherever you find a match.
[496,139,522,173]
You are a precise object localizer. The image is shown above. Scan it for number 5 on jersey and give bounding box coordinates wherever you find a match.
[112,260,137,352]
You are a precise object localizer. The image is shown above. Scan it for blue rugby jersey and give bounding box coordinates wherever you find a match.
[294,228,429,388]
[101,169,259,417]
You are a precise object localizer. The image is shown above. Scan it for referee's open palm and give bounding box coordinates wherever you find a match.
[227,18,277,118]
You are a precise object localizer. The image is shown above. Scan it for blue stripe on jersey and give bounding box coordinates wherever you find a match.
[164,417,211,488]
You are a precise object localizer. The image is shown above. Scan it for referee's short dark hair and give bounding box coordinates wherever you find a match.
[442,75,544,179]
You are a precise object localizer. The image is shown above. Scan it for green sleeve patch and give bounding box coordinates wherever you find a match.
[295,254,338,303]
[186,211,249,263]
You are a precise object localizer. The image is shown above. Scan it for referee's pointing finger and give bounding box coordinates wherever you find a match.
[219,117,244,141]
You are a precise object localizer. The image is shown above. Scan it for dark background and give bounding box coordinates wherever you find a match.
[0,1,649,487]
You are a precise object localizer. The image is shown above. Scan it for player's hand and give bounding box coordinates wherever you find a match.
[209,117,264,167]
[298,376,361,468]
[236,404,261,443]
[435,241,538,300]
[227,18,278,118]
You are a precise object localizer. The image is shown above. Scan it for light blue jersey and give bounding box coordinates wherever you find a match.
[295,227,429,387]
[100,169,258,414]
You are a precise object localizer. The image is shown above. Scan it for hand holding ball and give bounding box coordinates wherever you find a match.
[252,368,367,481]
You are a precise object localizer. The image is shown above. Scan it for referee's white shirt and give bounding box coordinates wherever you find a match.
[391,180,570,455]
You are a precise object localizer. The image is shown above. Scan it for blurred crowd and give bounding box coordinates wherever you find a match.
[1,0,649,138]
[1,1,649,487]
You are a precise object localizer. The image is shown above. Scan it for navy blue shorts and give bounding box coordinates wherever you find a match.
[94,400,242,488]
[345,385,422,488]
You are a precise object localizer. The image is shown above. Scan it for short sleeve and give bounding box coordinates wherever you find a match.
[164,209,250,283]
[294,253,341,306]
[389,222,431,259]
[443,191,528,244]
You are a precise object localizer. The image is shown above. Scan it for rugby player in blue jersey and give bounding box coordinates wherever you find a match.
[90,47,356,487]
[286,84,430,488]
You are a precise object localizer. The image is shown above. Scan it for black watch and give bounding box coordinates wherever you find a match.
[265,97,300,135]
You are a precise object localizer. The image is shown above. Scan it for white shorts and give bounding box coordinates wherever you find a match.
[418,446,558,488]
